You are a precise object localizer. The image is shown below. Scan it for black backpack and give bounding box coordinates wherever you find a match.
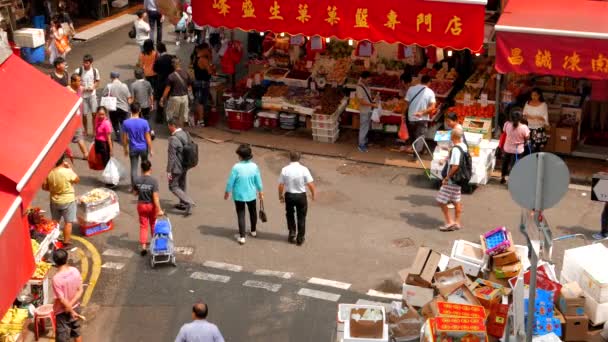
[128,23,136,38]
[177,132,199,169]
[441,145,472,187]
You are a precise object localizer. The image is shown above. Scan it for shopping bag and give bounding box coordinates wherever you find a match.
[371,102,382,123]
[87,145,104,171]
[398,118,409,141]
[55,36,71,54]
[100,158,127,185]
[498,132,506,150]
[100,84,117,111]
[259,199,268,223]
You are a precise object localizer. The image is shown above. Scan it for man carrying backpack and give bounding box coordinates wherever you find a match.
[167,119,197,216]
[437,127,471,232]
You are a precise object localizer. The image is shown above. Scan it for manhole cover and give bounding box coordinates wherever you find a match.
[392,237,414,248]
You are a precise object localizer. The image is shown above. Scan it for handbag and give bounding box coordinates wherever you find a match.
[398,117,409,141]
[100,84,117,111]
[55,35,71,54]
[128,23,136,39]
[259,199,268,223]
[87,144,104,171]
[498,132,507,150]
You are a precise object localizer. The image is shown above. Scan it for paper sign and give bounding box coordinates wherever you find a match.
[290,34,304,45]
[464,93,472,106]
[254,73,261,85]
[306,60,313,69]
[310,36,322,50]
[358,41,372,57]
[246,78,253,88]
[480,93,488,107]
[404,46,413,58]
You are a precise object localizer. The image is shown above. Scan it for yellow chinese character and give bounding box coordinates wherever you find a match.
[508,48,524,66]
[417,13,432,32]
[444,16,462,36]
[269,0,283,20]
[592,53,608,73]
[535,49,552,69]
[384,10,400,30]
[354,8,368,28]
[296,4,311,23]
[325,5,340,26]
[563,52,582,72]
[212,0,231,16]
[242,0,255,18]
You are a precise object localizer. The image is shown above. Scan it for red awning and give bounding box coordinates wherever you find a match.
[192,0,486,51]
[495,0,608,80]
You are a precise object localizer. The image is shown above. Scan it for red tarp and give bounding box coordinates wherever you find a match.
[192,0,486,51]
[0,54,81,316]
[495,0,608,80]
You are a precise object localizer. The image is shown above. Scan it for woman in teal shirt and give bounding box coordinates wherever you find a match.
[224,144,264,245]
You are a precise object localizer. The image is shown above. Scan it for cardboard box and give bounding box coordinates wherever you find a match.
[584,292,608,325]
[492,248,519,266]
[447,257,481,278]
[470,279,505,309]
[487,270,511,288]
[433,266,470,298]
[349,308,384,338]
[404,247,442,288]
[424,301,486,319]
[544,125,557,152]
[445,284,482,307]
[421,296,445,320]
[487,303,510,338]
[463,116,492,140]
[343,306,389,342]
[554,126,577,154]
[494,261,522,279]
[559,283,586,316]
[402,283,434,308]
[387,304,423,341]
[586,328,605,342]
[563,315,589,341]
[429,316,487,340]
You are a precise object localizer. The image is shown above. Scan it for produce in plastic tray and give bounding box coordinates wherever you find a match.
[78,188,118,212]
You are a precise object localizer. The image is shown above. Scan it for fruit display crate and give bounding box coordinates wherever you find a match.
[35,224,60,263]
[312,125,339,137]
[313,129,340,143]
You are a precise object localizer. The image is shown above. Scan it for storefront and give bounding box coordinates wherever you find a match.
[0,44,81,330]
[495,0,608,158]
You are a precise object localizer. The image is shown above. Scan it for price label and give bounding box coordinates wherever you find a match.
[246,78,253,88]
[480,93,488,107]
[254,73,261,85]
[306,60,313,69]
[464,93,472,106]
[269,58,276,67]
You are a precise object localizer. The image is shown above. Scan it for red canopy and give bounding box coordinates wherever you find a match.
[495,0,608,80]
[192,0,486,51]
[0,53,82,316]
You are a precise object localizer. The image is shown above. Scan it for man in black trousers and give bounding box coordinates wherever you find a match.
[278,151,316,246]
[153,42,174,124]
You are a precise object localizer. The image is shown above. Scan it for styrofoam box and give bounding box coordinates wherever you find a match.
[452,239,484,265]
[580,264,608,304]
[14,28,45,48]
[448,256,481,277]
[584,290,608,325]
[562,244,608,286]
[342,305,388,342]
[257,111,278,119]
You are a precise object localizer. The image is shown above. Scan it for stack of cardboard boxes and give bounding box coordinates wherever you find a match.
[558,282,589,341]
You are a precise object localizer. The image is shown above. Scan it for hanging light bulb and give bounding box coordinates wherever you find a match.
[280,32,285,37]
[475,52,481,57]
[325,37,330,43]
[447,50,453,57]
[259,31,264,37]
[348,39,354,46]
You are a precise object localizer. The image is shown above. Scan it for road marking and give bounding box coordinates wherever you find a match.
[308,277,351,290]
[254,269,293,279]
[174,247,194,255]
[103,249,135,258]
[298,288,341,302]
[101,262,125,270]
[72,236,101,306]
[243,280,282,292]
[203,261,243,272]
[190,272,231,283]
[76,249,89,284]
[366,289,403,300]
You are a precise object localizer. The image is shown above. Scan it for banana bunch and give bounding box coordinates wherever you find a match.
[32,261,52,279]
[31,239,39,255]
[0,307,28,325]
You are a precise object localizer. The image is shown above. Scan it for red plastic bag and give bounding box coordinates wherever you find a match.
[398,118,409,141]
[498,132,507,150]
[87,145,104,171]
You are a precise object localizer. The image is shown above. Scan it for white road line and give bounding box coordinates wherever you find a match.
[190,272,231,283]
[174,247,194,255]
[308,277,351,290]
[102,249,135,258]
[203,261,243,272]
[366,289,403,300]
[298,288,341,302]
[101,262,125,270]
[243,280,282,292]
[254,269,293,279]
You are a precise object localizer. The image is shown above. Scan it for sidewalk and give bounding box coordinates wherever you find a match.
[73,4,142,41]
[187,124,605,185]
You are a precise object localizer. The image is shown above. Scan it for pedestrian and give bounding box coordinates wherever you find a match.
[94,106,113,167]
[48,16,70,65]
[162,57,193,126]
[437,127,467,232]
[66,73,88,160]
[192,43,214,127]
[594,203,608,240]
[144,0,162,44]
[138,39,158,102]
[278,151,316,246]
[355,71,379,152]
[51,249,84,342]
[102,71,132,141]
[134,9,151,49]
[403,75,437,155]
[167,119,195,216]
[57,1,75,39]
[75,54,100,136]
[122,102,153,190]
[153,42,174,124]
[523,88,549,153]
[130,68,155,122]
[500,109,530,184]
[134,159,164,255]
[224,144,264,245]
[50,56,68,87]
[174,302,225,342]
[42,154,80,246]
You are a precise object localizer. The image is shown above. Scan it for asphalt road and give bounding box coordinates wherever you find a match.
[29,23,605,342]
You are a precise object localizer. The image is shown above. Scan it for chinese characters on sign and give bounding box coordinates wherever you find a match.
[325,5,340,26]
[506,45,608,76]
[563,52,582,72]
[354,8,369,28]
[444,16,462,36]
[417,13,432,33]
[213,0,230,16]
[535,49,552,70]
[296,4,311,23]
[384,10,400,30]
[242,0,255,18]
[508,48,524,66]
[592,54,608,73]
[269,0,283,20]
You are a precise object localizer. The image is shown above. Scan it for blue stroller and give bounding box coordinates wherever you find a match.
[150,216,176,268]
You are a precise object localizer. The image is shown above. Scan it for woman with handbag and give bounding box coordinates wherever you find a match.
[48,17,70,65]
[94,106,114,168]
[224,144,264,245]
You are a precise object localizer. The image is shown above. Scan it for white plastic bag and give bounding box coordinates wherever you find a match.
[100,158,127,185]
[371,101,382,123]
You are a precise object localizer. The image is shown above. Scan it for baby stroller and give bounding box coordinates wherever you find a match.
[150,216,176,268]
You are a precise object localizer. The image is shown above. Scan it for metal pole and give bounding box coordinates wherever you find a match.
[494,73,502,138]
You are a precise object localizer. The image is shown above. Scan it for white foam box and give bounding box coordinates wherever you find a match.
[448,256,481,278]
[451,240,484,265]
[13,28,45,48]
[580,264,608,304]
[562,244,608,286]
[584,291,608,325]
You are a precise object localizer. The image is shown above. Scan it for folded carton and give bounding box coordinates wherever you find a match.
[445,284,482,308]
[469,279,505,309]
[429,316,487,340]
[403,247,442,288]
[387,304,423,342]
[402,283,434,308]
[487,270,511,288]
[559,283,586,316]
[492,248,519,266]
[433,266,471,298]
[487,303,510,338]
[494,261,522,279]
[447,257,481,278]
[421,296,445,320]
[424,301,486,319]
[563,315,589,341]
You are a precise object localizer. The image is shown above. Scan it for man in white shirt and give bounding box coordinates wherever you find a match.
[404,75,436,155]
[144,0,163,44]
[278,151,316,246]
[134,10,151,47]
[436,128,467,232]
[74,54,100,136]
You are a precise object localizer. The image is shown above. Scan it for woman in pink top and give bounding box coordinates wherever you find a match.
[94,106,113,167]
[501,110,530,184]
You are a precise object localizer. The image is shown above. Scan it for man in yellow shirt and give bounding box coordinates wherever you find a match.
[42,154,80,245]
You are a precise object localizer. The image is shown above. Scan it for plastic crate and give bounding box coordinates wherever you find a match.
[80,220,113,237]
[312,125,338,137]
[259,117,278,128]
[226,109,255,131]
[312,112,341,123]
[483,227,511,255]
[21,46,45,64]
[313,129,340,143]
[311,119,338,130]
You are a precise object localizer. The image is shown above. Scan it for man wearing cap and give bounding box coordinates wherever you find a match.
[102,72,133,141]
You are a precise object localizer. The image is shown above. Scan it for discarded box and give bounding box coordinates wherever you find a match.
[421,296,445,320]
[554,126,577,154]
[451,240,485,265]
[404,247,442,288]
[525,288,556,318]
[387,304,423,342]
[487,303,510,338]
[402,283,434,308]
[470,279,505,309]
[580,264,608,304]
[344,306,389,342]
[492,248,519,266]
[425,301,486,319]
[562,244,608,287]
[563,315,589,341]
[447,256,481,278]
[481,227,512,256]
[584,292,608,325]
[445,284,482,307]
[494,261,522,279]
[559,283,586,316]
[425,316,487,340]
[433,266,470,298]
[529,316,562,337]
